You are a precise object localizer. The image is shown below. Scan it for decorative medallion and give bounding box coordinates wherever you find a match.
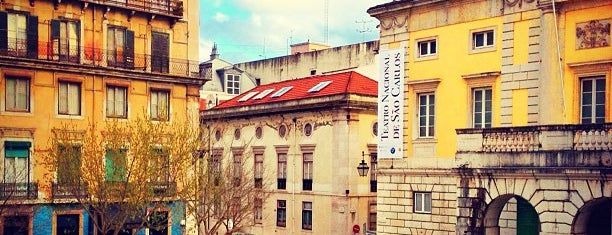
[576,19,610,49]
[214,129,221,141]
[255,126,263,139]
[304,123,313,137]
[234,128,241,140]
[279,124,287,138]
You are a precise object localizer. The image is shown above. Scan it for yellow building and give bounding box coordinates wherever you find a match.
[201,71,379,235]
[0,0,203,234]
[368,0,611,234]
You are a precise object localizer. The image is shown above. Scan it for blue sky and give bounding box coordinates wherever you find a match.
[199,0,389,63]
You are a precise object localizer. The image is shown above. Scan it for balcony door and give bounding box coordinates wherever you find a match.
[151,32,169,73]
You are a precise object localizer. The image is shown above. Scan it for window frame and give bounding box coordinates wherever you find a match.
[417,92,435,138]
[277,153,287,190]
[226,74,240,95]
[106,85,128,119]
[254,153,263,189]
[370,153,377,193]
[254,197,263,224]
[3,141,32,184]
[51,19,80,62]
[469,27,497,54]
[151,31,170,73]
[57,80,82,116]
[4,75,30,112]
[414,192,432,213]
[472,87,493,128]
[580,76,606,124]
[302,201,312,230]
[104,148,127,182]
[416,37,437,59]
[6,12,27,57]
[232,151,242,187]
[302,153,313,191]
[150,89,170,121]
[368,201,377,232]
[276,200,286,227]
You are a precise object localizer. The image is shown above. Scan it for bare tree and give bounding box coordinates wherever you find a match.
[42,115,199,235]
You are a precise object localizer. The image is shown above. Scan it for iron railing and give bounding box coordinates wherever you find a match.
[52,183,89,199]
[0,183,38,200]
[79,0,183,17]
[0,39,200,78]
[149,181,176,197]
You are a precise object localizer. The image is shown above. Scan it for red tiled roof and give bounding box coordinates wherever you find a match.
[213,71,377,109]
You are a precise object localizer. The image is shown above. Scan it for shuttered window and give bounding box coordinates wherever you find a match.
[107,26,134,68]
[105,148,127,182]
[5,76,29,112]
[151,32,169,73]
[4,141,31,183]
[106,86,127,118]
[51,19,80,62]
[0,12,37,58]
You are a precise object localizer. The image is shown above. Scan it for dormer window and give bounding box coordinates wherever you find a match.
[226,74,240,95]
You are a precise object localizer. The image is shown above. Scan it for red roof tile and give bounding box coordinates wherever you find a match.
[214,71,377,109]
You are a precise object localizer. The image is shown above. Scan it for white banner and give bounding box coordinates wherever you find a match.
[377,47,405,159]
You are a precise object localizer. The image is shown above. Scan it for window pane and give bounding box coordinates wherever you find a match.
[107,87,115,115]
[430,41,436,54]
[415,193,422,211]
[486,31,494,45]
[474,33,484,47]
[424,193,432,212]
[419,42,427,55]
[595,79,605,92]
[68,83,80,115]
[583,80,592,92]
[6,78,15,109]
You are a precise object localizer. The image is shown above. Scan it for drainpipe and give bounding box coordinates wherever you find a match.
[291,117,297,235]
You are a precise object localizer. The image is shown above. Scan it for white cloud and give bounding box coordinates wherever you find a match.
[213,12,229,22]
[251,14,262,27]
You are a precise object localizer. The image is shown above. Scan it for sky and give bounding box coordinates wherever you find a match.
[199,0,390,63]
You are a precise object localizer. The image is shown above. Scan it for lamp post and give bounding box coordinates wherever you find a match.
[357,151,370,177]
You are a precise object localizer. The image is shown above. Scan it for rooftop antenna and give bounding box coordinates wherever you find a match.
[259,37,266,59]
[324,0,329,43]
[356,19,373,42]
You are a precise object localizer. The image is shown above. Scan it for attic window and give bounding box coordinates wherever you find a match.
[253,89,275,100]
[308,81,332,93]
[238,91,259,102]
[271,86,293,98]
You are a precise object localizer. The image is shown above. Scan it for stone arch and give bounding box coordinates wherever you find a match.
[572,197,611,235]
[483,194,540,235]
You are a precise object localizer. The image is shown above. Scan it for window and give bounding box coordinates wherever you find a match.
[148,211,169,235]
[151,32,169,73]
[308,81,332,93]
[370,153,377,193]
[105,148,126,182]
[149,148,169,183]
[254,198,263,224]
[226,74,240,94]
[418,39,437,57]
[368,202,377,232]
[0,12,38,58]
[302,202,312,230]
[302,153,313,191]
[271,86,293,98]
[472,30,494,49]
[51,19,80,62]
[150,90,169,121]
[107,26,134,68]
[106,86,127,118]
[581,76,606,124]
[254,153,263,188]
[2,215,29,235]
[210,153,222,186]
[303,123,312,136]
[58,81,81,116]
[277,153,287,190]
[232,152,242,187]
[55,214,80,235]
[4,141,31,183]
[418,93,435,137]
[414,192,432,213]
[57,145,81,184]
[276,200,286,227]
[473,87,492,128]
[5,76,29,112]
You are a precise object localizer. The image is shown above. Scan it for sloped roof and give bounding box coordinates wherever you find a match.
[213,71,377,110]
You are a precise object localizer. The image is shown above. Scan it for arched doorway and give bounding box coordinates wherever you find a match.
[572,197,611,235]
[483,194,539,235]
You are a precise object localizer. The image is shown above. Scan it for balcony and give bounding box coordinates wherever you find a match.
[0,39,202,81]
[0,183,38,200]
[79,0,184,19]
[456,123,612,169]
[52,183,89,199]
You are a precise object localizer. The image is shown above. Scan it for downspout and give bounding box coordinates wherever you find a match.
[291,117,297,235]
[551,0,567,123]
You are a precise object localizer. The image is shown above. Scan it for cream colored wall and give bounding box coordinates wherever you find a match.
[205,108,377,235]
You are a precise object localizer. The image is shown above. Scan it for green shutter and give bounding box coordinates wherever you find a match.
[105,149,126,181]
[4,141,31,158]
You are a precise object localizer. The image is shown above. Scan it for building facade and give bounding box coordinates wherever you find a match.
[0,0,203,234]
[200,71,379,235]
[368,0,611,234]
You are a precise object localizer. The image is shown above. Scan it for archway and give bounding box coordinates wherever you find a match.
[483,194,539,235]
[572,197,611,235]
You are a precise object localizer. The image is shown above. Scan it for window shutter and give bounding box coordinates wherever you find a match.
[0,12,7,52]
[125,29,134,68]
[51,19,60,58]
[26,15,38,58]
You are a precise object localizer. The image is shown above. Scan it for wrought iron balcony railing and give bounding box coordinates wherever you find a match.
[0,39,200,79]
[457,123,612,152]
[149,181,176,197]
[0,183,38,200]
[52,182,89,199]
[79,0,184,18]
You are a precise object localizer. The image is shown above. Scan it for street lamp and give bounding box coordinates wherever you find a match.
[357,151,370,177]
